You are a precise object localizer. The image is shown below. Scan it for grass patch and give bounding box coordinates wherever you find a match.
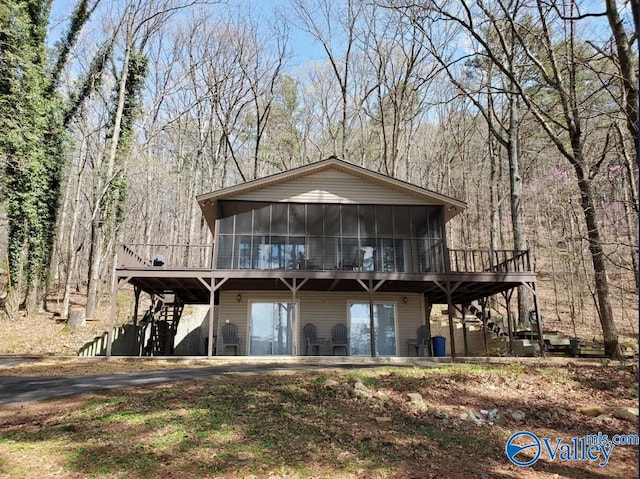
[0,364,637,478]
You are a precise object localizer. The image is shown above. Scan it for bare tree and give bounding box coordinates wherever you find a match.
[392,0,625,356]
[291,0,364,158]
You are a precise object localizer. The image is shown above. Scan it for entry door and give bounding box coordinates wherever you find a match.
[249,302,293,355]
[348,303,397,356]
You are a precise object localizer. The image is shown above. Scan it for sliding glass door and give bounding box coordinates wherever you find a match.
[348,303,397,356]
[249,302,293,355]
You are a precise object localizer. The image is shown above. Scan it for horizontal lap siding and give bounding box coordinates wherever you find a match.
[218,290,424,356]
[232,170,431,205]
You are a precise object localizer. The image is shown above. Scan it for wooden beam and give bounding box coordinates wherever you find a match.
[424,295,433,356]
[369,278,376,357]
[106,276,131,358]
[208,277,229,357]
[328,277,341,291]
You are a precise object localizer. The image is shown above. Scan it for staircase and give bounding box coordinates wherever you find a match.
[143,293,184,356]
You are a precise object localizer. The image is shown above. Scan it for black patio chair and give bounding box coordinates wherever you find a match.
[412,324,429,357]
[221,322,240,355]
[303,323,324,355]
[331,324,349,355]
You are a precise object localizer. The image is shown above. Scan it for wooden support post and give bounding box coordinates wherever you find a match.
[434,280,460,359]
[462,303,469,356]
[502,289,514,355]
[292,278,297,356]
[279,277,308,356]
[424,295,433,357]
[132,286,141,356]
[447,289,456,359]
[106,276,131,358]
[531,282,545,356]
[356,278,385,357]
[481,297,488,352]
[368,278,376,357]
[208,278,215,358]
[199,276,229,358]
[133,286,141,327]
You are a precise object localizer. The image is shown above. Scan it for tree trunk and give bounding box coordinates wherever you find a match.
[61,165,83,319]
[573,162,619,357]
[85,216,103,319]
[506,93,528,324]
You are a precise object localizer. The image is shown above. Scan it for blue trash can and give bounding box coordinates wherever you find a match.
[431,336,446,357]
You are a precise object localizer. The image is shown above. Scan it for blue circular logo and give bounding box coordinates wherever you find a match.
[505,431,542,467]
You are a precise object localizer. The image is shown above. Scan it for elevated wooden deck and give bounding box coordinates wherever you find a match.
[115,245,536,305]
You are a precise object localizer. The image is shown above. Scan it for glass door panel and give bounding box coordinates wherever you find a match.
[348,303,397,356]
[250,302,293,355]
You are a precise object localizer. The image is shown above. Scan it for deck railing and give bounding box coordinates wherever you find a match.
[448,249,531,273]
[118,243,213,269]
[118,244,532,274]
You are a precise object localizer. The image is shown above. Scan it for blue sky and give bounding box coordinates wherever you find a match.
[49,0,326,70]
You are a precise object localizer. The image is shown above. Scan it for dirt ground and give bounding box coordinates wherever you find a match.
[0,360,637,478]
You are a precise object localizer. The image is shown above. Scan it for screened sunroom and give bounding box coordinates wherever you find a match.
[214,201,446,274]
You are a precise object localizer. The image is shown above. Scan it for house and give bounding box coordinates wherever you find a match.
[107,157,541,358]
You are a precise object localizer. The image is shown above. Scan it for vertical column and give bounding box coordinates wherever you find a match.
[424,295,433,357]
[291,278,297,356]
[446,287,457,359]
[208,276,215,358]
[462,303,469,356]
[531,282,545,356]
[368,278,376,357]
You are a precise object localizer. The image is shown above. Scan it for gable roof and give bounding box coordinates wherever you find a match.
[197,157,466,232]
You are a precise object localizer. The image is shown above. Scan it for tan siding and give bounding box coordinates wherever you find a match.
[232,170,432,205]
[218,290,425,356]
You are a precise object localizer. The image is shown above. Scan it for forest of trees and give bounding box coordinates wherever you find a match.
[0,0,637,357]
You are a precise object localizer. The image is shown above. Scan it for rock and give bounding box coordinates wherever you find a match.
[353,381,371,393]
[237,451,255,461]
[511,410,526,422]
[352,388,373,400]
[406,392,426,411]
[487,408,499,423]
[372,390,390,402]
[338,383,353,396]
[375,416,392,423]
[322,379,339,389]
[461,408,483,424]
[434,410,448,420]
[613,407,639,424]
[577,406,605,417]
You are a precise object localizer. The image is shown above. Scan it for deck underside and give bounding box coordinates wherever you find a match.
[116,268,537,304]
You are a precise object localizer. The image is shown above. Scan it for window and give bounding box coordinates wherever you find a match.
[249,302,293,355]
[236,235,252,269]
[341,205,358,236]
[252,236,270,269]
[253,204,270,234]
[271,204,288,235]
[214,200,446,273]
[324,204,340,236]
[290,204,305,235]
[216,235,232,268]
[393,206,411,238]
[359,205,375,237]
[270,236,287,269]
[376,205,393,235]
[348,303,397,356]
[307,205,323,236]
